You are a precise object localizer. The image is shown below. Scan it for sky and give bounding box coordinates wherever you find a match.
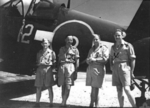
[57,0,142,26]
[0,0,142,26]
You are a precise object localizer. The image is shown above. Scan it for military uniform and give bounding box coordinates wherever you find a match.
[58,45,79,86]
[86,44,109,88]
[110,40,136,86]
[35,48,56,87]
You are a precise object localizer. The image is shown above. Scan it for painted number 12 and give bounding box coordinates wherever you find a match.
[17,24,34,44]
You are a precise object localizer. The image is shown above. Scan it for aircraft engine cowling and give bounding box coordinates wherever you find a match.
[52,20,94,70]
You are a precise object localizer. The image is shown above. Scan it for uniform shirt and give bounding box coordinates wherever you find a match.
[110,40,136,63]
[58,45,79,63]
[87,44,109,65]
[37,48,56,66]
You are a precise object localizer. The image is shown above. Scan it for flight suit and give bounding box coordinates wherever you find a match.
[58,46,79,86]
[110,40,136,86]
[86,44,109,88]
[35,48,56,87]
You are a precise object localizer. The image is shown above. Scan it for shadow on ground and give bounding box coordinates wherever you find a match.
[0,79,36,100]
[0,100,89,108]
[0,78,89,108]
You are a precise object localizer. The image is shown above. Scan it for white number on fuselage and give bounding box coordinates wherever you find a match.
[17,24,34,44]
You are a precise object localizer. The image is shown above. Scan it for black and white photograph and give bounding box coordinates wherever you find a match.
[0,0,149,107]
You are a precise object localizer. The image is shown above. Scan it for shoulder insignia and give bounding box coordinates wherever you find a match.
[124,42,130,48]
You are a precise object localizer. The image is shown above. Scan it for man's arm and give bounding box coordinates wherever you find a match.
[75,58,79,72]
[74,48,80,71]
[109,46,114,71]
[55,48,62,87]
[73,48,80,80]
[130,58,136,78]
[73,58,79,81]
[109,56,114,67]
[86,49,92,64]
[128,43,136,78]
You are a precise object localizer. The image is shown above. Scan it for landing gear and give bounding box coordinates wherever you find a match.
[132,76,150,107]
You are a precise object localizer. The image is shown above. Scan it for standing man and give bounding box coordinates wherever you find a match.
[86,34,109,107]
[57,35,80,106]
[110,29,136,107]
[34,38,56,107]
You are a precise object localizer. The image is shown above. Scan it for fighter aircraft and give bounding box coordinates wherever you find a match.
[0,0,123,74]
[0,0,149,106]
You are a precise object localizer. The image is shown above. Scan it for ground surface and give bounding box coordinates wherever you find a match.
[0,71,150,108]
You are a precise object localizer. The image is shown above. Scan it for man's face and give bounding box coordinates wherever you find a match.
[66,36,73,45]
[41,40,50,49]
[114,31,123,42]
[93,35,100,46]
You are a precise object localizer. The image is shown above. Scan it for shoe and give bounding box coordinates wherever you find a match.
[33,103,40,108]
[89,103,94,108]
[49,103,53,107]
[60,104,66,107]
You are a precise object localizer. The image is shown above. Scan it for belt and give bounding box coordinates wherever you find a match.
[60,61,74,64]
[38,65,51,68]
[113,60,129,64]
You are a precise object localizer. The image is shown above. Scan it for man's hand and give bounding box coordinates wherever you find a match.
[131,73,135,79]
[110,66,114,71]
[55,74,60,87]
[52,68,60,87]
[89,57,96,62]
[130,74,135,91]
[73,71,77,81]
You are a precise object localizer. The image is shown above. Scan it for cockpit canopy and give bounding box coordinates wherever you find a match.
[0,0,66,19]
[29,0,59,19]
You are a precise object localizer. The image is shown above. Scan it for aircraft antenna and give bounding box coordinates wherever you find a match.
[67,0,70,8]
[25,0,36,17]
